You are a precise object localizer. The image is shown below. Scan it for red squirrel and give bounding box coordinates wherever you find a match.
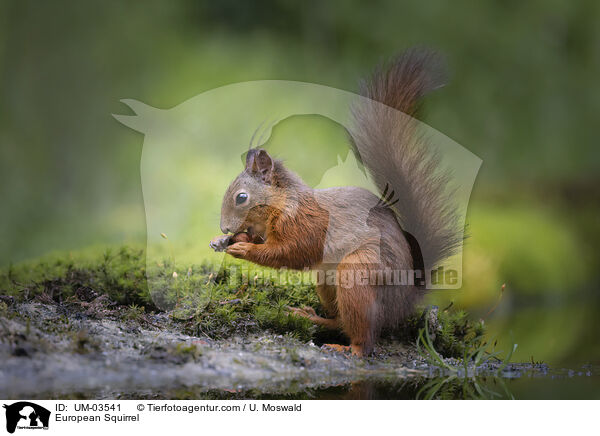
[210,49,461,356]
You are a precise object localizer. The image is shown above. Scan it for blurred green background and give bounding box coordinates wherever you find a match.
[1,0,599,365]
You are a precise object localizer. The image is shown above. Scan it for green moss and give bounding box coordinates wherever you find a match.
[0,246,151,309]
[0,246,486,356]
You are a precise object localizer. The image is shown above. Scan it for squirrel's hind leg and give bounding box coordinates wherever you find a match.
[335,250,380,357]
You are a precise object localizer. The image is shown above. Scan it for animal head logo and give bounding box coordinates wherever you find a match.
[114,80,481,310]
[3,402,50,434]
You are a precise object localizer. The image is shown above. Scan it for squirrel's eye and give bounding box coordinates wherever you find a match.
[235,192,248,206]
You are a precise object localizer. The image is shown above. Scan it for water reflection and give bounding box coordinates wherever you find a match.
[67,365,600,400]
[311,377,513,400]
[310,365,599,400]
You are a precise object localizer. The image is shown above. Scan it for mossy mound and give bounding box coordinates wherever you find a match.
[1,246,484,358]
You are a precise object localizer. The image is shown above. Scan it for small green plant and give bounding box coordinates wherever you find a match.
[416,313,518,376]
[124,304,145,321]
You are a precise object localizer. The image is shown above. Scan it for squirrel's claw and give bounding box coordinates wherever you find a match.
[287,305,317,319]
[321,344,352,354]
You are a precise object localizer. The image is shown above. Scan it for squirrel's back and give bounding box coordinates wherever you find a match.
[314,186,411,267]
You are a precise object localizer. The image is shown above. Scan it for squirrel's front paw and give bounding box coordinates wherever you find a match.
[226,242,253,259]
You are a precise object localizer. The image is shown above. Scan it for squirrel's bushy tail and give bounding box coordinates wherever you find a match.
[350,48,461,271]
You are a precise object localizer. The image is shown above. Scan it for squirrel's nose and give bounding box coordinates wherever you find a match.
[221,226,230,234]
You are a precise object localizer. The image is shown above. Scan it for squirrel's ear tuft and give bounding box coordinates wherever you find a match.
[246,148,274,183]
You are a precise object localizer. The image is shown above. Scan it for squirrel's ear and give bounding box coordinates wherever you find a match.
[246,149,274,183]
